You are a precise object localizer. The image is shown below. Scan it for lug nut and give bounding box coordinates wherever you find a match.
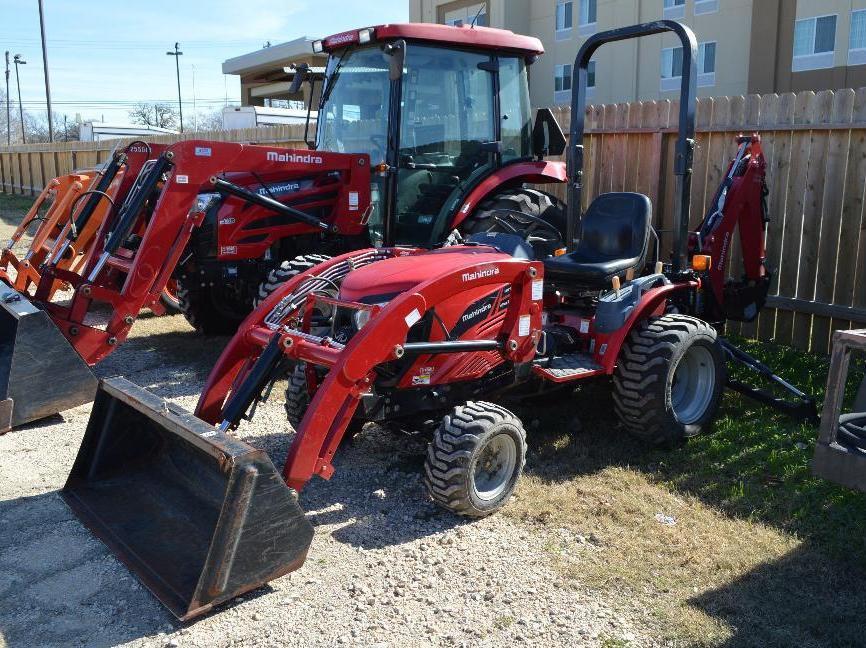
[69,326,79,336]
[81,285,92,297]
[107,337,117,346]
[393,345,405,359]
[124,315,134,325]
[528,267,537,278]
[282,337,294,348]
[508,339,519,351]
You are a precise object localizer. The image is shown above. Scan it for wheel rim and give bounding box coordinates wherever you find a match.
[471,433,517,501]
[671,344,716,424]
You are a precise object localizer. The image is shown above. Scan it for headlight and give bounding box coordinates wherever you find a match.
[353,302,388,330]
[193,192,221,214]
[353,308,373,330]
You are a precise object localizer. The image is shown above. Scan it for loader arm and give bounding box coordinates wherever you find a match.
[38,141,370,365]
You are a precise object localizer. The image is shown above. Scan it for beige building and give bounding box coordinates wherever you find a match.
[409,0,866,107]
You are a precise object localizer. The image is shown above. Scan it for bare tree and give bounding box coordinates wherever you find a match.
[128,102,179,130]
[195,106,237,132]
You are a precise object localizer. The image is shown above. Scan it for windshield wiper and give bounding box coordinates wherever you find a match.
[319,46,353,108]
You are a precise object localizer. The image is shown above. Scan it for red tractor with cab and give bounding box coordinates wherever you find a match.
[0,22,570,431]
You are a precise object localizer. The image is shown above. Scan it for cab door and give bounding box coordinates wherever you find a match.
[392,45,497,246]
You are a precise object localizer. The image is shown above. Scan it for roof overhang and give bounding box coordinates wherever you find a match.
[222,36,325,76]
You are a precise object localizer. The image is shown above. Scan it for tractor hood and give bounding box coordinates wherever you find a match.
[339,247,508,303]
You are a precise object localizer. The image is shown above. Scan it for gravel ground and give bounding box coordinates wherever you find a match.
[0,214,656,648]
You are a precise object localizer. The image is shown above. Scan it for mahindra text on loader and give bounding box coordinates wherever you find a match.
[0,23,570,432]
[63,20,817,620]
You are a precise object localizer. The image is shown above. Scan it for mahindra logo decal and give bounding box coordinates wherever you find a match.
[267,151,324,164]
[461,302,492,322]
[462,266,500,282]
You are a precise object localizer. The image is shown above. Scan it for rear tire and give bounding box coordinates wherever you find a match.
[254,254,331,307]
[460,188,566,258]
[613,314,726,445]
[176,279,249,335]
[424,401,527,517]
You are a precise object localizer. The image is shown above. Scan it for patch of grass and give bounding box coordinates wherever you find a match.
[0,191,46,228]
[600,637,632,648]
[506,336,866,647]
[493,615,514,630]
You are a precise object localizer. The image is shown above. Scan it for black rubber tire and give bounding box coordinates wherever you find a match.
[254,254,331,308]
[424,401,527,518]
[613,314,726,445]
[284,364,311,429]
[176,279,248,335]
[459,188,566,258]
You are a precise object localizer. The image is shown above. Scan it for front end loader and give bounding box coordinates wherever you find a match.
[63,20,817,620]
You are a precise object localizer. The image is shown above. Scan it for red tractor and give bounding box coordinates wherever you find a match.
[63,21,815,620]
[0,23,570,431]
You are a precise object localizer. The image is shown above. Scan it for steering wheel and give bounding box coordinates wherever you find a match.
[489,208,565,256]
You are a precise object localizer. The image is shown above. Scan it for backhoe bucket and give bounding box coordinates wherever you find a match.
[62,378,314,620]
[0,288,97,431]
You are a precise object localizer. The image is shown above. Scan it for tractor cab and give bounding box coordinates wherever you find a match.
[299,24,551,248]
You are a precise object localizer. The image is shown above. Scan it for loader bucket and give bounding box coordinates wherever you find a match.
[62,377,314,621]
[0,288,97,432]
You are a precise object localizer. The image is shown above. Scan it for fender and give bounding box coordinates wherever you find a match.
[450,160,567,230]
[596,281,698,373]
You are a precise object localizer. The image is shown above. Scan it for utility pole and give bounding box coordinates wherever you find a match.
[13,55,26,144]
[4,52,10,146]
[37,0,54,141]
[166,43,183,132]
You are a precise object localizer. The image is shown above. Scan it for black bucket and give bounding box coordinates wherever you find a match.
[62,377,314,620]
[0,287,97,432]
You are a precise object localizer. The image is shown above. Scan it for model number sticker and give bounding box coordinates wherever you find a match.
[220,246,238,255]
[195,147,212,157]
[175,175,189,184]
[348,191,359,210]
[579,320,590,334]
[531,280,544,301]
[518,315,531,337]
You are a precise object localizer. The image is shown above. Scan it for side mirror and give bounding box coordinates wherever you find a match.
[532,108,567,159]
[288,63,309,95]
[385,40,407,81]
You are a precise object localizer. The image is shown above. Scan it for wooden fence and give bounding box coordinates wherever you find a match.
[1,90,866,353]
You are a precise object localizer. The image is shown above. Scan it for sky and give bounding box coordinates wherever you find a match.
[0,0,409,126]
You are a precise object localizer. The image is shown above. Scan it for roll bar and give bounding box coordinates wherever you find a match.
[566,20,698,273]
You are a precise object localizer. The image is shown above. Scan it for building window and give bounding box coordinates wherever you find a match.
[578,0,597,35]
[587,60,596,88]
[660,42,716,91]
[793,15,837,71]
[850,10,866,65]
[444,3,487,27]
[663,0,685,20]
[694,0,719,15]
[556,0,573,40]
[555,63,571,104]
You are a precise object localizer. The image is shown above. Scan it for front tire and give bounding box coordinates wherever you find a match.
[176,279,249,335]
[424,401,527,517]
[613,314,726,445]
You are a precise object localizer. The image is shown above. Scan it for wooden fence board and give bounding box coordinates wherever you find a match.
[793,90,836,349]
[832,88,866,338]
[812,90,856,353]
[759,92,796,342]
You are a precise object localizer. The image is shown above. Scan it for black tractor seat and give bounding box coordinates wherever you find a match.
[544,192,652,290]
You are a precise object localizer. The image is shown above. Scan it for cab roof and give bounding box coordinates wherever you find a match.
[321,23,544,57]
